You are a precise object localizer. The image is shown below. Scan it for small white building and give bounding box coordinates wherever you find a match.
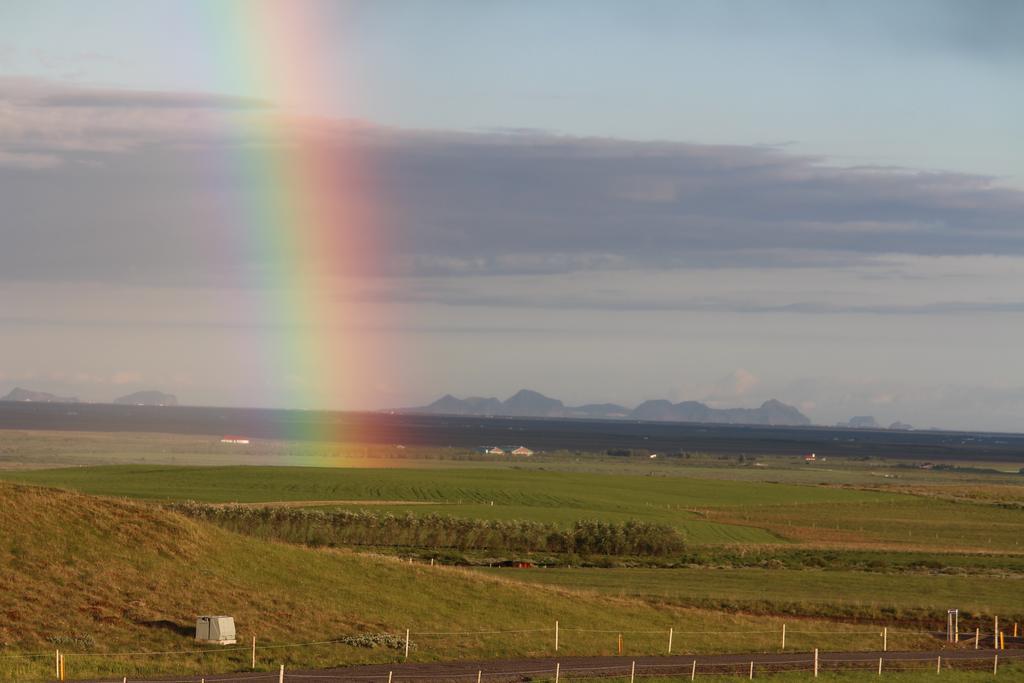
[195,616,236,644]
[486,447,505,455]
[511,446,534,456]
[220,436,250,445]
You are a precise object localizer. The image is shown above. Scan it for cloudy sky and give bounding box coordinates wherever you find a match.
[2,0,1023,430]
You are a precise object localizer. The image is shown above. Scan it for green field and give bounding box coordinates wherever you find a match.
[0,482,936,682]
[4,429,1024,682]
[0,463,895,507]
[0,464,909,545]
[475,566,1024,621]
[702,497,1024,552]
[6,464,1024,552]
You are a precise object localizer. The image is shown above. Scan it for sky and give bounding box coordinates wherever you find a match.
[1,0,1023,431]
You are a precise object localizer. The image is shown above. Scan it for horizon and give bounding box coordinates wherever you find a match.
[2,1,1023,432]
[0,384,1005,435]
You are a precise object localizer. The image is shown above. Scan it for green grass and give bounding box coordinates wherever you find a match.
[0,465,906,545]
[4,432,1024,682]
[703,497,1024,553]
[0,483,934,682]
[473,566,1024,622]
[0,464,892,506]
[7,464,1024,552]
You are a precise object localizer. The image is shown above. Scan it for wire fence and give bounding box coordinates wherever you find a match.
[2,622,1021,683]
[59,650,1024,682]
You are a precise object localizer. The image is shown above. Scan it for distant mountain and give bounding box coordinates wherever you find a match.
[501,389,565,417]
[113,390,178,407]
[405,390,811,426]
[1,387,78,403]
[420,394,504,416]
[635,398,809,426]
[840,415,880,429]
[567,403,631,419]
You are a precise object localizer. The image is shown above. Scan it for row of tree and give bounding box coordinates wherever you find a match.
[170,504,685,556]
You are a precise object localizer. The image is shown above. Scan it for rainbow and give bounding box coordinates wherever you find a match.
[200,2,395,446]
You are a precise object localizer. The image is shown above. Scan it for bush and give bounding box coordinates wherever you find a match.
[168,504,685,557]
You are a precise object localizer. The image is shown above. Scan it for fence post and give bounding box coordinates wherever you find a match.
[278,664,284,683]
[252,635,257,670]
[477,670,482,683]
[668,627,674,654]
[388,672,393,683]
[1000,631,1005,650]
[814,648,819,678]
[994,654,998,675]
[781,623,786,650]
[882,627,887,652]
[690,660,696,681]
[555,662,560,683]
[618,633,623,655]
[405,628,411,660]
[937,656,941,674]
[749,661,754,679]
[60,653,65,681]
[630,660,635,683]
[994,617,999,650]
[55,650,59,679]
[975,627,980,650]
[555,621,559,651]
[877,657,882,675]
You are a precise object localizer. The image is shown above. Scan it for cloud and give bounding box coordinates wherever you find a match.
[37,90,268,110]
[698,368,762,407]
[0,78,272,165]
[780,375,1024,432]
[1,78,1023,289]
[110,371,143,385]
[732,368,759,396]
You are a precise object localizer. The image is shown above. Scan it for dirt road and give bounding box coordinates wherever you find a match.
[73,648,1024,682]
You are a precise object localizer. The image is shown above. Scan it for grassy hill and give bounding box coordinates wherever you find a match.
[0,483,922,681]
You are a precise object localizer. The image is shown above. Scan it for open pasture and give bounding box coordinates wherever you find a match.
[0,465,907,545]
[475,566,1024,622]
[702,497,1024,553]
[1,482,945,682]
[5,464,1024,552]
[0,463,901,508]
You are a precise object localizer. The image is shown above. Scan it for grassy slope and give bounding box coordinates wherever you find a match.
[0,483,926,682]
